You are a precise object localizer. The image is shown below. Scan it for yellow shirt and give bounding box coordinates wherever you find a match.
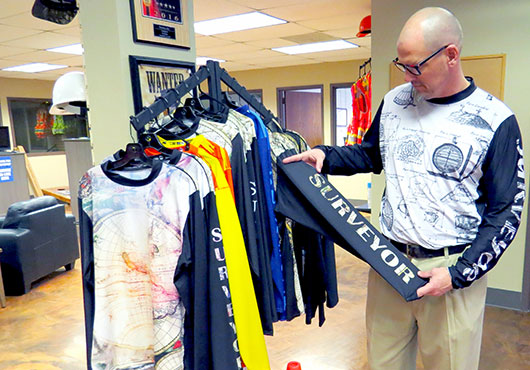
[163,135,270,370]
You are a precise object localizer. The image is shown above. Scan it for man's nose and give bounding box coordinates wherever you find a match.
[404,70,417,83]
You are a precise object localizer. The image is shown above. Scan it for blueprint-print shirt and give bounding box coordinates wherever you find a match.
[317,78,525,288]
[78,159,239,370]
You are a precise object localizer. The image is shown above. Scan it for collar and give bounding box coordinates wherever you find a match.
[101,159,163,187]
[426,76,476,104]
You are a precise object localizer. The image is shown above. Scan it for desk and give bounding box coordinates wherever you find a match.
[42,187,71,204]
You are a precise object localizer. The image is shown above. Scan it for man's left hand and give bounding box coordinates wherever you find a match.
[416,267,453,297]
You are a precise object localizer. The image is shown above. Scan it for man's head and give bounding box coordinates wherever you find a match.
[395,7,467,99]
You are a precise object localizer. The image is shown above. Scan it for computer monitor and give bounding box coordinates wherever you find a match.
[0,126,11,151]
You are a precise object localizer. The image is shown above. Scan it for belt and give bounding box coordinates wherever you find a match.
[390,240,468,259]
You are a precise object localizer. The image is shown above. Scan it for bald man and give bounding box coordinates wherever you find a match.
[284,7,525,370]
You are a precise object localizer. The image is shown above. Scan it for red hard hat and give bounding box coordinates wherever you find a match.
[357,15,371,37]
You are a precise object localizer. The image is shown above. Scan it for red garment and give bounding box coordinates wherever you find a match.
[345,72,372,145]
[35,108,53,139]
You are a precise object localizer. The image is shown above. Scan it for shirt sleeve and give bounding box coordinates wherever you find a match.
[316,101,384,176]
[449,115,526,288]
[78,197,95,369]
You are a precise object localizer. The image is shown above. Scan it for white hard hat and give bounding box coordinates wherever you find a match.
[50,71,86,115]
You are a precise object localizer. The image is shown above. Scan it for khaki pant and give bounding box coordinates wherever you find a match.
[366,250,488,370]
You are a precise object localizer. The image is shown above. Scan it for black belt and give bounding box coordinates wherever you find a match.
[390,240,468,259]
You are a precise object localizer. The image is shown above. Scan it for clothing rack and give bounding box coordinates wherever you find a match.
[130,60,281,134]
[358,57,371,78]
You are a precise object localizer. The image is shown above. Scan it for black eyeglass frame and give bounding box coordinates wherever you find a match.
[392,44,450,76]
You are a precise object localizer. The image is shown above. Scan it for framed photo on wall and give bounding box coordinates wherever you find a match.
[129,55,195,113]
[129,0,191,48]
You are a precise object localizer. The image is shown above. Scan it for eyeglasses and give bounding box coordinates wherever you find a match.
[392,44,449,76]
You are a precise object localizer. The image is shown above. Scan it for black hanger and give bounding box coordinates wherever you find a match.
[222,91,240,109]
[106,143,153,170]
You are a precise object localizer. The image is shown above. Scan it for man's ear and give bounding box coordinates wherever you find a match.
[446,45,460,66]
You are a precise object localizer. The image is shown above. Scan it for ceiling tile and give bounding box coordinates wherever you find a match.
[235,53,311,64]
[251,57,320,69]
[0,59,24,69]
[220,61,260,71]
[0,0,35,19]
[324,27,361,39]
[193,0,254,21]
[51,24,82,39]
[1,32,79,50]
[0,45,36,58]
[195,36,235,49]
[228,0,311,10]
[0,11,78,31]
[243,38,297,49]
[0,24,42,43]
[346,36,371,47]
[199,42,261,56]
[48,55,85,67]
[215,48,280,61]
[263,0,368,22]
[3,50,71,63]
[297,48,363,60]
[214,22,316,42]
[298,13,366,32]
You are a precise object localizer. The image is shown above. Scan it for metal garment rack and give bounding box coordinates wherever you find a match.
[130,60,282,134]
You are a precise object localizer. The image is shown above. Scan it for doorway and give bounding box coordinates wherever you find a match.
[277,85,323,148]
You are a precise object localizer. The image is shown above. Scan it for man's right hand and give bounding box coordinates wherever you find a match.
[282,148,326,173]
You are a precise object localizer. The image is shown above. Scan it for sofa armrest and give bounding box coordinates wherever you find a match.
[0,228,33,270]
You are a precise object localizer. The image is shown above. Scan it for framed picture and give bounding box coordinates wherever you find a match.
[129,55,195,113]
[129,0,191,48]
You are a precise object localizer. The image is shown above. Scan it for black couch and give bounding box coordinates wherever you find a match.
[0,196,79,295]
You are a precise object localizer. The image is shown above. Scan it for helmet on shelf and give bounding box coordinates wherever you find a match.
[49,71,86,115]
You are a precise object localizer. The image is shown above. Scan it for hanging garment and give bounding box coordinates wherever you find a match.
[275,151,427,302]
[345,72,372,145]
[79,159,240,369]
[51,114,66,135]
[268,131,336,323]
[166,109,286,322]
[236,106,284,332]
[168,135,271,370]
[35,108,53,139]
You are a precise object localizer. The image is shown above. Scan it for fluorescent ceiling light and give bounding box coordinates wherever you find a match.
[195,12,286,35]
[2,63,68,73]
[273,40,359,55]
[46,43,84,55]
[196,57,226,66]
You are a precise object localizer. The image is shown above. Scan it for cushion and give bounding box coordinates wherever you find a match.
[2,196,58,229]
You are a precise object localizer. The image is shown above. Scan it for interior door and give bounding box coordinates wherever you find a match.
[278,86,323,148]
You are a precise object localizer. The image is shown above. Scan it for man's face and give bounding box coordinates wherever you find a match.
[396,41,449,99]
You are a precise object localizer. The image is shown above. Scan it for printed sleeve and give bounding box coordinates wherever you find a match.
[316,101,384,175]
[204,191,241,368]
[449,115,526,288]
[78,197,95,369]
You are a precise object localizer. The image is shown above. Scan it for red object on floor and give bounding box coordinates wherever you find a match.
[286,361,302,370]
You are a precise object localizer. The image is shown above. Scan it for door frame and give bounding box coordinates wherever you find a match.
[330,82,354,146]
[276,85,324,136]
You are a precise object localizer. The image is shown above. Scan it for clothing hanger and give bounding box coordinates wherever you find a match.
[106,143,154,170]
[222,91,240,109]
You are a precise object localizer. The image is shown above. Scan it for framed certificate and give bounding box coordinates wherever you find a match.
[129,55,195,113]
[129,0,191,48]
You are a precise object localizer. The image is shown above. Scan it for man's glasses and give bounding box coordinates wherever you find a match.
[393,44,449,76]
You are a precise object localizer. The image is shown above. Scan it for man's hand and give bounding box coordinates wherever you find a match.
[416,267,453,297]
[282,148,326,173]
